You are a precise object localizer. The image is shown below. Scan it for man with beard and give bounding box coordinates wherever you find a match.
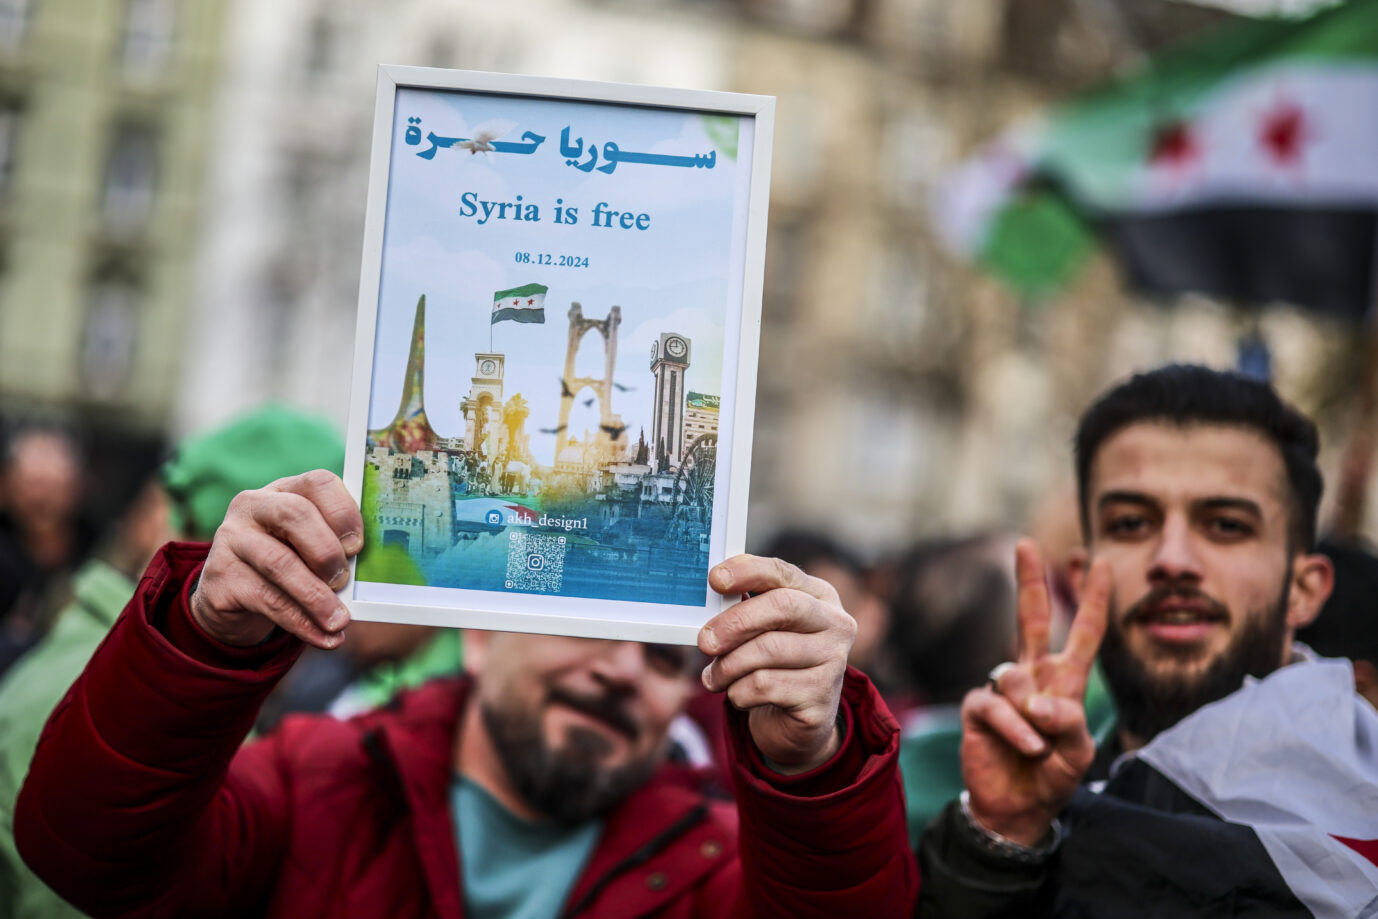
[15,470,914,918]
[917,364,1378,917]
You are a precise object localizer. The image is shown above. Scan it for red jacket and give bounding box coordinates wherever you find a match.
[17,543,917,918]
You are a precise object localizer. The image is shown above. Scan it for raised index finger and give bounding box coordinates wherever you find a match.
[1015,539,1052,664]
[1063,556,1111,671]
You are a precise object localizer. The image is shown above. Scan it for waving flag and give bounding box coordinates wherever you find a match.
[933,0,1378,315]
[491,283,547,324]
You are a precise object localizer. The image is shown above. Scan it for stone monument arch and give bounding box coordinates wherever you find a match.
[556,302,627,463]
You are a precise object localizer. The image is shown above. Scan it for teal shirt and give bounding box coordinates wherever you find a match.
[452,777,601,919]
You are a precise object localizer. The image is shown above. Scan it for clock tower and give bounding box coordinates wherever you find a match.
[471,353,504,400]
[460,352,505,453]
[649,333,690,471]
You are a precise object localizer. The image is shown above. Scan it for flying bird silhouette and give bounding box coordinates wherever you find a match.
[539,425,566,435]
[458,128,501,155]
[560,378,575,398]
[601,423,628,440]
[582,397,596,408]
[612,382,636,392]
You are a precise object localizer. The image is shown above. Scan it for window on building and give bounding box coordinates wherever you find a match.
[426,35,456,69]
[260,262,300,392]
[304,9,335,82]
[0,0,34,53]
[81,280,140,401]
[119,0,175,81]
[762,219,805,330]
[100,122,158,234]
[0,102,23,199]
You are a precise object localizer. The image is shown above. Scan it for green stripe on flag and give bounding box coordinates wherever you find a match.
[1037,0,1378,209]
[493,282,548,301]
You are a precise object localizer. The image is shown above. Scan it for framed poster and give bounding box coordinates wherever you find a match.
[341,66,773,644]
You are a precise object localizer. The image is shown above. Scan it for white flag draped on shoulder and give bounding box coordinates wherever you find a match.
[1138,658,1378,918]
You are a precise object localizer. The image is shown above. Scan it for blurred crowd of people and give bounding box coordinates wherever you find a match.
[1,364,1377,916]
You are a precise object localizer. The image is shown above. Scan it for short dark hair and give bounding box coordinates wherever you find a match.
[884,535,1017,705]
[759,529,864,578]
[1074,364,1322,552]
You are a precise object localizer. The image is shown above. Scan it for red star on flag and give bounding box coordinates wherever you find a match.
[1334,835,1378,869]
[1259,100,1309,166]
[512,299,520,306]
[1148,119,1198,169]
[527,298,534,305]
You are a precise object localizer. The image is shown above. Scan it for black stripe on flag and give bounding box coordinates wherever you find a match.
[1052,761,1311,916]
[491,307,546,325]
[1104,205,1378,319]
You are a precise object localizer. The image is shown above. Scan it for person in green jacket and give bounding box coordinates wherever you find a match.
[0,405,344,919]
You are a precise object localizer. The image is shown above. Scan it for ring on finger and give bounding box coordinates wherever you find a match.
[987,661,1016,694]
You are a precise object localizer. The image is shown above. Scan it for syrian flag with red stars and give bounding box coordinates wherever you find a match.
[491,283,547,325]
[1134,658,1378,917]
[933,0,1378,315]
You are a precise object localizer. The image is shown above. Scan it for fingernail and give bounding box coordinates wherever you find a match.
[341,532,363,555]
[324,630,345,649]
[1028,695,1052,720]
[329,568,349,590]
[1024,733,1047,755]
[701,663,714,690]
[327,606,350,631]
[709,566,733,591]
[699,626,718,654]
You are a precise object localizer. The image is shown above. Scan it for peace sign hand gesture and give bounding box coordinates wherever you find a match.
[959,539,1112,847]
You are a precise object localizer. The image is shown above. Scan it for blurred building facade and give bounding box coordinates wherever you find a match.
[177,0,732,438]
[0,0,226,431]
[0,0,1359,549]
[174,0,1363,548]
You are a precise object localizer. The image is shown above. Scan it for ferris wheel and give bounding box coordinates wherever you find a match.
[671,433,717,526]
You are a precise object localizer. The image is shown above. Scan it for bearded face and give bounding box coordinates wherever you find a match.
[479,682,662,826]
[464,633,693,825]
[1098,575,1290,743]
[1078,423,1331,746]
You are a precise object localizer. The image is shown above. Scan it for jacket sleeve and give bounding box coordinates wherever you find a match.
[914,800,1054,918]
[723,666,919,917]
[14,542,304,919]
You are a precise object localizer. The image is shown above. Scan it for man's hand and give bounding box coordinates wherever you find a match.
[959,539,1111,846]
[190,470,365,649]
[698,555,857,774]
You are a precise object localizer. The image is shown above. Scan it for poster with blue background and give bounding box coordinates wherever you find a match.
[344,69,772,642]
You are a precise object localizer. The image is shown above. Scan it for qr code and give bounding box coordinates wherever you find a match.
[505,531,566,593]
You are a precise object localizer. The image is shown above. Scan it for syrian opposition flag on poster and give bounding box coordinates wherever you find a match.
[491,283,547,324]
[1102,659,1378,916]
[932,0,1378,315]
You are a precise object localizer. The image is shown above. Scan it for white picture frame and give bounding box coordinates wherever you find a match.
[340,66,774,644]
